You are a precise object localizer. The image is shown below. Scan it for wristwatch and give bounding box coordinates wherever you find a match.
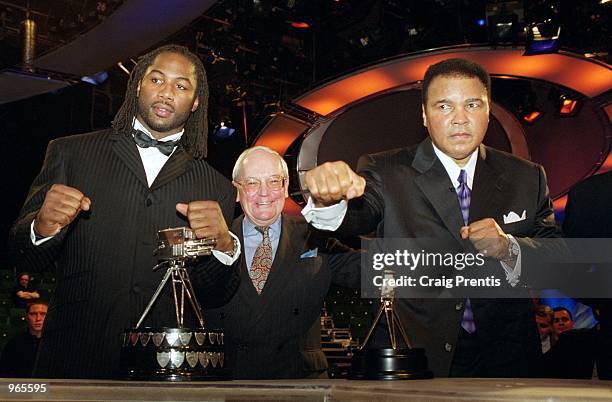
[222,237,239,258]
[503,236,520,262]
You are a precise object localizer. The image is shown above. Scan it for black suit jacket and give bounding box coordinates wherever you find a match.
[336,138,564,377]
[563,171,612,379]
[8,129,238,379]
[205,214,360,379]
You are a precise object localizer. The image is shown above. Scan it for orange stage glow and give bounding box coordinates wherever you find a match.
[295,47,612,117]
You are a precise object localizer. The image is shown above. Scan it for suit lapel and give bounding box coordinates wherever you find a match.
[110,131,148,188]
[412,139,465,244]
[469,145,506,223]
[150,146,193,191]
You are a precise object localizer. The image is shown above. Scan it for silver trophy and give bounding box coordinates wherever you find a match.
[120,227,228,381]
[135,227,216,329]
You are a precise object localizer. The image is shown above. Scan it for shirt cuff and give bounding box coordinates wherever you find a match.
[30,221,54,246]
[301,197,347,231]
[500,234,521,287]
[211,231,241,266]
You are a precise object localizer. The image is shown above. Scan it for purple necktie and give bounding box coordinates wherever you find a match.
[457,170,476,334]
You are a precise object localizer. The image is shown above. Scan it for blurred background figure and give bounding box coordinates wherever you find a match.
[0,301,47,378]
[13,273,40,309]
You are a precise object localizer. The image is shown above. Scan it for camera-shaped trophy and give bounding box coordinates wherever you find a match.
[349,270,433,380]
[119,227,229,380]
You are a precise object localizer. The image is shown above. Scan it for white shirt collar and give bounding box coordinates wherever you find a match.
[133,117,184,143]
[431,143,478,190]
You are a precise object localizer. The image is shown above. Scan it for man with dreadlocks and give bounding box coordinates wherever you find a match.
[9,45,241,379]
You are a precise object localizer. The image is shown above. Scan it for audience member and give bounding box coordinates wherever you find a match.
[13,273,40,309]
[536,305,554,353]
[0,301,48,377]
[553,307,575,336]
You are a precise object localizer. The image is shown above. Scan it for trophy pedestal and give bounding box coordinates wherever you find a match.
[348,347,433,380]
[120,327,230,381]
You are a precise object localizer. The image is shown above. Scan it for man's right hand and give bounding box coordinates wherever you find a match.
[304,161,366,207]
[33,184,91,237]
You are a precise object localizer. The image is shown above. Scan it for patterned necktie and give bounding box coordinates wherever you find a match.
[250,226,272,294]
[133,129,178,156]
[457,169,476,334]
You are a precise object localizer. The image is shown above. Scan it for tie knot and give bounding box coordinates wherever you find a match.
[255,226,269,236]
[458,169,467,185]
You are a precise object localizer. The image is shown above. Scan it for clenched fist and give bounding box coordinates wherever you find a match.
[304,161,366,207]
[176,201,233,252]
[34,184,91,237]
[460,218,509,260]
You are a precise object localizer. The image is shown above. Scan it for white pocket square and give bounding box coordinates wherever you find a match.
[300,248,318,259]
[503,210,526,224]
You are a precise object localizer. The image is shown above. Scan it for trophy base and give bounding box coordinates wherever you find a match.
[348,347,434,380]
[119,327,230,381]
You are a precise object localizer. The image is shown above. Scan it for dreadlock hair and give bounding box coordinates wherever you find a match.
[111,44,210,159]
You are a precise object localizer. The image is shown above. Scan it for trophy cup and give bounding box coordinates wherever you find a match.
[349,270,433,380]
[119,227,229,380]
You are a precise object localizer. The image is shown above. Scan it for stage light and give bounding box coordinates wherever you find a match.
[522,110,542,124]
[81,71,109,85]
[476,18,486,27]
[559,97,578,115]
[290,21,310,29]
[214,122,236,138]
[524,21,560,55]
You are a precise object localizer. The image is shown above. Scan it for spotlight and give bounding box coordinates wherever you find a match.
[214,122,236,138]
[524,20,561,55]
[476,18,486,27]
[290,21,310,29]
[81,71,109,85]
[522,110,543,124]
[559,96,578,116]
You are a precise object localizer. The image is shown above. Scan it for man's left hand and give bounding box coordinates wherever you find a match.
[460,218,509,260]
[176,201,233,252]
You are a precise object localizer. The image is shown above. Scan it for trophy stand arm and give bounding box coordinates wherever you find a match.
[170,268,183,327]
[384,301,397,349]
[135,264,173,329]
[392,306,412,349]
[179,270,206,328]
[357,300,386,351]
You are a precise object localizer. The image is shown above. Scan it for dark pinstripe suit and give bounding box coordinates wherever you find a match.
[206,214,360,379]
[9,129,239,379]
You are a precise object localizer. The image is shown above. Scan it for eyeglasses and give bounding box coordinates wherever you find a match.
[236,175,286,194]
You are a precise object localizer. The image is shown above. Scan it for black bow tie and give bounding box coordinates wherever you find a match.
[133,129,178,156]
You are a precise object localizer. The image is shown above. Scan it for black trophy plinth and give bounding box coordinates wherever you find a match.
[349,275,433,380]
[348,347,433,380]
[120,327,230,381]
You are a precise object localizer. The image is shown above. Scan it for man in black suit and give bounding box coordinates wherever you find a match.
[563,171,612,379]
[206,146,360,379]
[303,58,564,377]
[9,45,240,379]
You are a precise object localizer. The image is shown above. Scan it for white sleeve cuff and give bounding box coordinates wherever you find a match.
[500,234,521,287]
[211,231,241,266]
[30,221,54,246]
[301,197,347,231]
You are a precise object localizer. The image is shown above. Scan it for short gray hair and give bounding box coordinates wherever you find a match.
[232,146,289,181]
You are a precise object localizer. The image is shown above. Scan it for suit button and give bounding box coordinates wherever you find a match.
[455,302,464,311]
[145,198,152,207]
[444,343,453,352]
[293,308,299,315]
